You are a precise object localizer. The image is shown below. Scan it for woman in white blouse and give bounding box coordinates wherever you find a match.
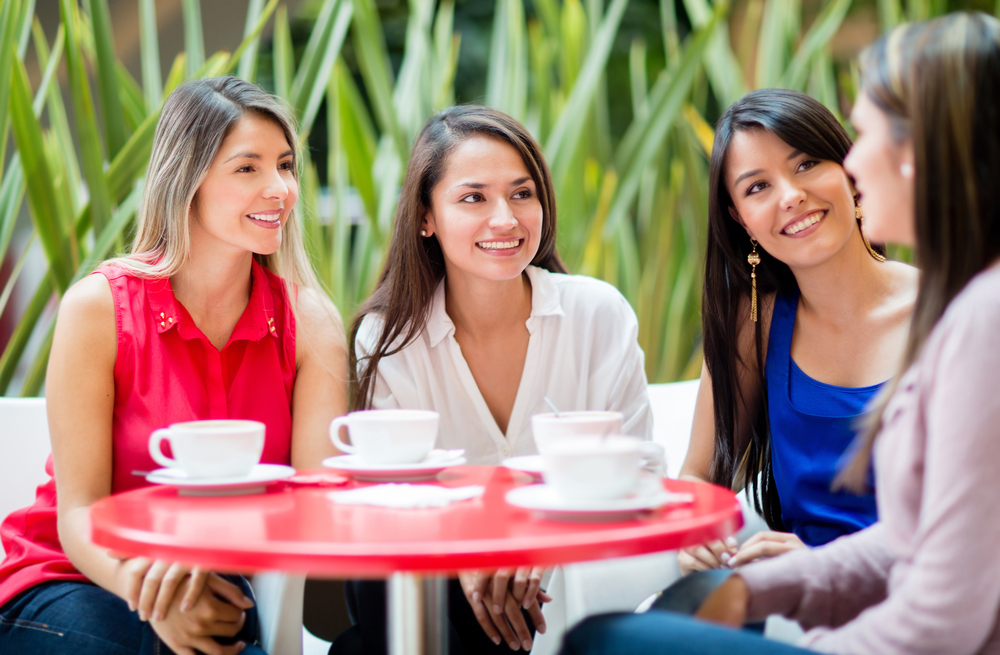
[333,106,652,655]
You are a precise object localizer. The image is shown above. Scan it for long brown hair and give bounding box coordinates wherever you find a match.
[351,106,567,410]
[702,89,878,528]
[838,13,1000,489]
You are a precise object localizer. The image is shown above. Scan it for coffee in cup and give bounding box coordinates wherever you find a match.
[330,409,439,465]
[542,435,642,501]
[148,420,265,479]
[531,411,624,456]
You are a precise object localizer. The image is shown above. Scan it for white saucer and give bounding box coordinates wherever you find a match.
[502,455,545,479]
[146,464,296,496]
[322,451,466,482]
[504,477,692,521]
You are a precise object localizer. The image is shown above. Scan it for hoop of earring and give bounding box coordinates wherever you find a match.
[420,230,427,237]
[855,204,886,262]
[747,239,761,322]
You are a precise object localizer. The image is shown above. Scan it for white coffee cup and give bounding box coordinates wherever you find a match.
[543,435,643,501]
[330,409,439,465]
[531,411,624,456]
[148,420,265,479]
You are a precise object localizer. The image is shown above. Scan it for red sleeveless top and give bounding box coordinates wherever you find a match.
[0,259,296,608]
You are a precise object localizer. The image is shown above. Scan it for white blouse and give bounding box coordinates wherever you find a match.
[355,265,653,466]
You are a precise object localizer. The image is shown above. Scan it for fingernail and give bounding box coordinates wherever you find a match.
[180,602,190,612]
[138,610,147,622]
[720,552,730,563]
[237,642,247,652]
[242,596,255,608]
[726,537,738,548]
[472,591,481,604]
[128,601,135,612]
[494,604,503,614]
[509,641,520,650]
[152,611,163,622]
[523,638,533,650]
[492,636,501,645]
[538,622,547,634]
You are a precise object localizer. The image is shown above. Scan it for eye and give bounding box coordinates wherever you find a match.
[746,180,768,196]
[279,160,295,171]
[798,159,820,172]
[512,189,534,200]
[460,193,484,203]
[236,164,255,173]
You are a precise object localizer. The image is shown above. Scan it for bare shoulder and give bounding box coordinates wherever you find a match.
[295,287,347,362]
[51,273,117,367]
[58,274,115,330]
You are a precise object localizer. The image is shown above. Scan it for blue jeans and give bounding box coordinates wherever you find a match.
[560,612,816,655]
[0,577,266,655]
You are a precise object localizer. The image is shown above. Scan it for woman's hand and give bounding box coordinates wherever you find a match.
[695,574,750,627]
[678,537,739,575]
[458,569,551,651]
[116,557,216,622]
[728,531,806,568]
[150,573,256,655]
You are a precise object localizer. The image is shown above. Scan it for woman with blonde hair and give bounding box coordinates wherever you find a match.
[0,76,347,655]
[563,11,1000,654]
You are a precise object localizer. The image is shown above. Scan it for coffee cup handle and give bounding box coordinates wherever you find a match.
[329,417,355,454]
[148,428,178,468]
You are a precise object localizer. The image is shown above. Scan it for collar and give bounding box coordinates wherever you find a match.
[146,258,278,342]
[425,265,565,348]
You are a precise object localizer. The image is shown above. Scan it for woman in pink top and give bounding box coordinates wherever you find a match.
[561,11,1000,655]
[0,77,347,654]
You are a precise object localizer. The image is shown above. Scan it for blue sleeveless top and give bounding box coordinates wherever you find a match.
[765,289,880,546]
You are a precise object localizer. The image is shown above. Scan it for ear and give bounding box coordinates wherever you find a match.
[421,208,435,238]
[728,205,754,239]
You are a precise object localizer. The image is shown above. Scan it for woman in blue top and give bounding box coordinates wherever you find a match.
[677,89,917,572]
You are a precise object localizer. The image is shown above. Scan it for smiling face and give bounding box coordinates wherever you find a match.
[724,128,859,270]
[844,92,916,246]
[190,113,298,258]
[422,135,543,285]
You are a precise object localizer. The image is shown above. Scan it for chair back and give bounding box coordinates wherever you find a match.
[0,398,51,555]
[647,380,699,478]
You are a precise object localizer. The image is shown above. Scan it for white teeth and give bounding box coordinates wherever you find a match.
[249,213,280,223]
[477,240,521,250]
[783,211,824,235]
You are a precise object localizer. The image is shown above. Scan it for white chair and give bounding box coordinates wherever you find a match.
[0,398,313,655]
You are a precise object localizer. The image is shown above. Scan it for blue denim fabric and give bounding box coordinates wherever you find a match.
[560,612,816,655]
[0,577,266,655]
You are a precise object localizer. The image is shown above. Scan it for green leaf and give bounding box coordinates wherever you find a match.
[182,0,205,77]
[781,0,853,90]
[138,0,162,108]
[85,0,127,157]
[546,0,629,185]
[237,0,266,81]
[0,274,53,395]
[60,0,112,236]
[291,0,352,136]
[9,57,73,290]
[223,0,278,77]
[0,0,23,181]
[272,5,294,102]
[351,0,407,159]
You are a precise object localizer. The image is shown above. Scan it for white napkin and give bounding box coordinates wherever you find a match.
[329,484,484,508]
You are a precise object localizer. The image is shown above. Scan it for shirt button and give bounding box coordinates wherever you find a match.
[501,446,511,456]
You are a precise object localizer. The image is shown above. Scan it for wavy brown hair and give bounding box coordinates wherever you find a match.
[838,13,1000,490]
[702,89,882,528]
[351,106,567,410]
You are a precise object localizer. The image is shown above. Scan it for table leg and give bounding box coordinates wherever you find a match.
[388,572,448,655]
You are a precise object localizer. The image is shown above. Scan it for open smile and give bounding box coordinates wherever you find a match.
[476,238,523,251]
[781,210,826,236]
[247,212,282,229]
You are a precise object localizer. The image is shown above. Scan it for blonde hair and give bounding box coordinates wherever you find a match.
[107,76,321,297]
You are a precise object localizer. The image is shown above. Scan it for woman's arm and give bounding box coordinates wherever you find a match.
[49,275,252,655]
[291,288,349,468]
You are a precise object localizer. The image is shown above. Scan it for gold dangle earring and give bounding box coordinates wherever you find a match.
[855,204,886,262]
[747,239,760,322]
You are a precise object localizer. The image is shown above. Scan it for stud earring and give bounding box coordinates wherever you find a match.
[747,239,760,322]
[420,230,427,237]
[900,163,913,177]
[855,204,886,262]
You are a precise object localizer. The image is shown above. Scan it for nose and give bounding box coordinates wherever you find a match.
[264,168,290,201]
[777,177,807,212]
[488,198,518,230]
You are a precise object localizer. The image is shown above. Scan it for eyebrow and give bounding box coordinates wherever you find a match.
[732,149,805,187]
[449,176,534,192]
[224,149,295,163]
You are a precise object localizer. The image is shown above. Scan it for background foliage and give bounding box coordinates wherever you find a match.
[0,0,986,395]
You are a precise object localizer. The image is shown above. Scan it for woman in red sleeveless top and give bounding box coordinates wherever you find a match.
[0,77,347,654]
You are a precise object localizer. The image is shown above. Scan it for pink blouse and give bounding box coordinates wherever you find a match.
[0,259,296,609]
[740,263,1000,654]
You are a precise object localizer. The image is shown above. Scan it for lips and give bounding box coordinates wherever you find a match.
[247,212,282,228]
[781,210,826,235]
[476,239,522,250]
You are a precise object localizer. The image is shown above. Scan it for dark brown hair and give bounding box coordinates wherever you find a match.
[351,105,567,410]
[702,89,875,528]
[838,13,1000,489]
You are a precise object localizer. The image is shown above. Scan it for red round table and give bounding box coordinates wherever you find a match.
[90,466,742,653]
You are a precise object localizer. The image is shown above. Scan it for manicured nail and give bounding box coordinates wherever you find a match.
[138,610,147,622]
[237,642,247,652]
[509,641,520,650]
[152,611,163,622]
[472,591,481,604]
[128,601,136,612]
[720,552,730,564]
[242,595,255,608]
[492,636,501,645]
[522,597,532,609]
[538,622,547,634]
[725,537,738,548]
[523,638,533,650]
